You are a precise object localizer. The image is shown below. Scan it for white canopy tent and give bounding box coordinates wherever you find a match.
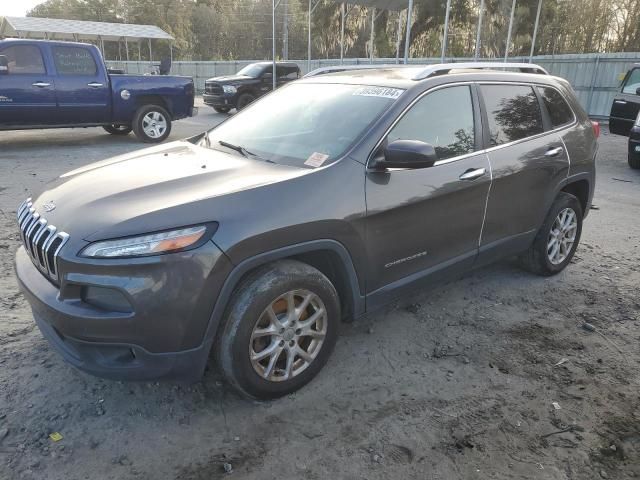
[0,16,174,62]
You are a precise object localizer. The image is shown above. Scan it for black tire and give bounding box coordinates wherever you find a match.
[103,124,132,135]
[236,93,255,111]
[216,260,340,400]
[519,192,583,276]
[132,104,172,143]
[213,106,231,114]
[629,150,640,169]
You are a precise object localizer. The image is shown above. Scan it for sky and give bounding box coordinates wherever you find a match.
[0,0,46,17]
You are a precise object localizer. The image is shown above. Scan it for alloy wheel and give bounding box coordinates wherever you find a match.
[142,111,167,139]
[547,207,578,265]
[249,289,327,382]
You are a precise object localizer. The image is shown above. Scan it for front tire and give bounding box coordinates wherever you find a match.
[103,124,132,135]
[519,192,583,276]
[213,106,231,114]
[629,148,640,169]
[132,104,172,143]
[236,93,255,111]
[216,260,340,400]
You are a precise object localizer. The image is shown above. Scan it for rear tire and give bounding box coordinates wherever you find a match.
[236,93,255,111]
[216,260,340,400]
[629,149,640,169]
[132,104,172,143]
[103,124,132,135]
[519,192,583,276]
[213,106,231,114]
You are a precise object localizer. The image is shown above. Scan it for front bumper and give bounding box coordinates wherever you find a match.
[15,241,232,381]
[203,93,236,108]
[630,126,640,161]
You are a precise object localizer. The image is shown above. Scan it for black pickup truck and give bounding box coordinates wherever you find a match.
[203,62,300,113]
[608,64,640,168]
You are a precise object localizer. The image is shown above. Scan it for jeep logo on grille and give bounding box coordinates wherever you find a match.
[43,201,56,212]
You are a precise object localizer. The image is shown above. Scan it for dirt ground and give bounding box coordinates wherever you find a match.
[0,105,639,480]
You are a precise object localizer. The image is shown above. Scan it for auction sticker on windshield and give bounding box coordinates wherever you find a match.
[304,152,330,168]
[352,87,404,99]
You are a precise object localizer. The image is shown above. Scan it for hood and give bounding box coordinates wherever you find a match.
[31,141,307,243]
[206,75,253,83]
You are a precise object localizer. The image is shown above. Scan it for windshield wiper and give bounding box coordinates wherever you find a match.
[218,140,274,163]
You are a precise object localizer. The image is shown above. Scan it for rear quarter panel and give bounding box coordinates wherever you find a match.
[109,75,195,123]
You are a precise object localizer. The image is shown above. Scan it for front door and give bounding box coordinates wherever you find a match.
[50,45,110,124]
[365,85,491,307]
[0,43,57,126]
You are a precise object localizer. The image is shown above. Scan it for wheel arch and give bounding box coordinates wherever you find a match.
[135,95,172,118]
[203,240,365,356]
[559,176,591,215]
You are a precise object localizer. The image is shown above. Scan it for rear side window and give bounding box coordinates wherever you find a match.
[538,86,574,127]
[52,46,97,75]
[622,68,640,95]
[0,45,45,74]
[481,84,544,146]
[387,85,475,161]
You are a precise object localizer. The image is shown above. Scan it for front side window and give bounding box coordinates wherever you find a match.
[622,68,640,95]
[0,45,45,74]
[206,83,403,167]
[481,84,543,146]
[52,47,97,75]
[387,85,475,161]
[538,86,574,127]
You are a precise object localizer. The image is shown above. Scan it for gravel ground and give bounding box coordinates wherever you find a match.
[0,104,639,480]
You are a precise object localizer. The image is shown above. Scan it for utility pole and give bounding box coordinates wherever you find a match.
[282,0,289,60]
[474,0,485,60]
[504,0,517,62]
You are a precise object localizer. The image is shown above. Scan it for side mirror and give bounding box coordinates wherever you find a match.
[636,86,640,96]
[0,55,8,75]
[370,140,438,170]
[262,72,273,82]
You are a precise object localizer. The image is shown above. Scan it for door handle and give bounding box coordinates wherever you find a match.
[32,82,51,88]
[87,82,104,88]
[614,100,627,105]
[545,146,563,157]
[459,168,486,181]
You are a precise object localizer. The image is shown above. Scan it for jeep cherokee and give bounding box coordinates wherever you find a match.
[15,62,598,399]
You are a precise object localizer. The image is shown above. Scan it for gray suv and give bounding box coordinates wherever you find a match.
[15,63,598,399]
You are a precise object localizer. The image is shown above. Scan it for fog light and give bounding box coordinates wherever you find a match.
[82,286,132,313]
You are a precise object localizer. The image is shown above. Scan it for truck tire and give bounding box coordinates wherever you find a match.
[213,106,231,114]
[236,93,255,111]
[518,192,583,276]
[629,149,640,169]
[103,124,132,136]
[132,104,172,143]
[216,260,340,399]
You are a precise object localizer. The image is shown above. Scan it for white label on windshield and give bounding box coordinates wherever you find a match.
[305,152,329,168]
[352,87,403,99]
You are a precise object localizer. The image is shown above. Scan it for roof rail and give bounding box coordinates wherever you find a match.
[412,62,549,80]
[304,64,410,78]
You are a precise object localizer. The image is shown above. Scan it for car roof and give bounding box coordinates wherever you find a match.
[0,38,95,48]
[252,61,299,68]
[299,64,565,91]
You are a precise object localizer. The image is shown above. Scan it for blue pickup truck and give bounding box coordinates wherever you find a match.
[0,39,197,142]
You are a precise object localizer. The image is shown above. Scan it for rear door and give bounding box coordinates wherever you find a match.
[609,67,640,136]
[478,83,570,262]
[50,45,110,124]
[0,43,57,126]
[276,65,299,88]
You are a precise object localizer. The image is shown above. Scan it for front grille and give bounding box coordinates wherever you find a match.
[205,82,223,95]
[17,198,69,283]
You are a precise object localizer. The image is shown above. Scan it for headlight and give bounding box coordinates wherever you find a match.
[81,225,211,258]
[223,85,237,94]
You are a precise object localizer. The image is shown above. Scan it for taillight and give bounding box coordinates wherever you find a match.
[591,121,600,138]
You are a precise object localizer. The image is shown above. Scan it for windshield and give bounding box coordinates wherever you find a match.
[206,83,404,168]
[237,64,265,78]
